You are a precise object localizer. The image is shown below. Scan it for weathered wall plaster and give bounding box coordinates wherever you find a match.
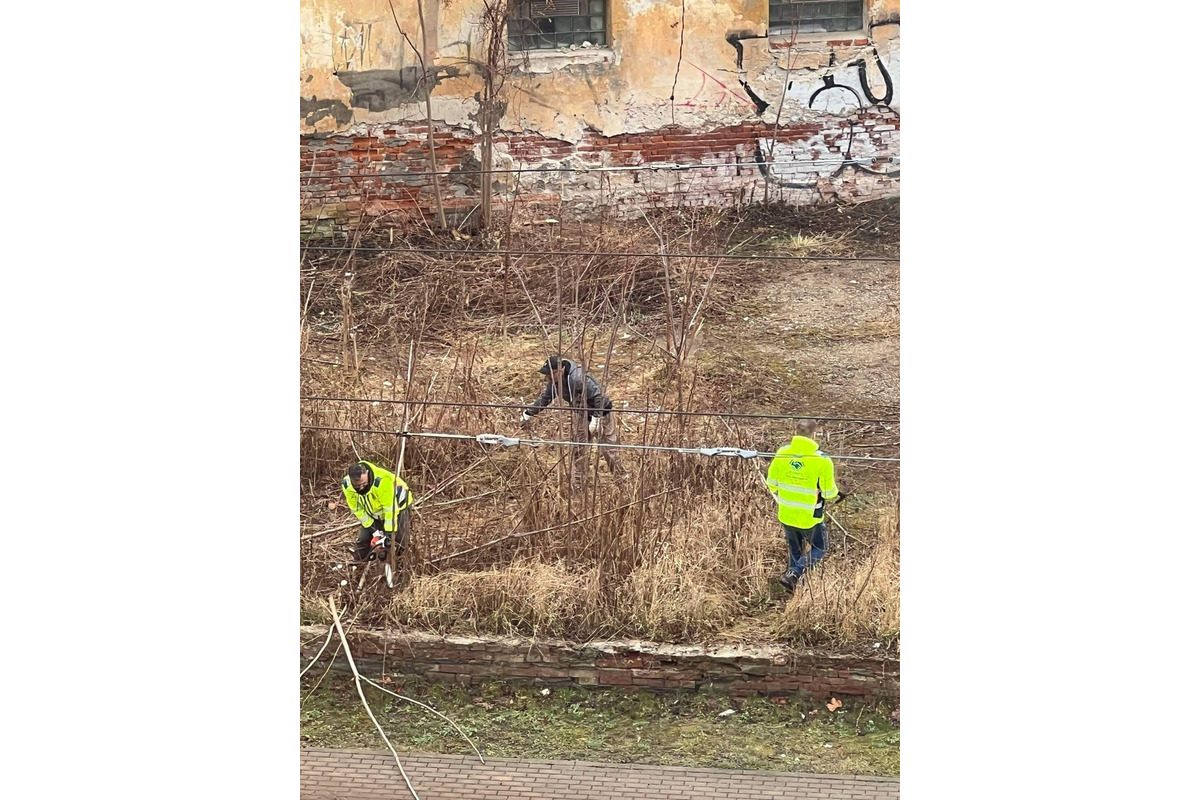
[300,0,900,221]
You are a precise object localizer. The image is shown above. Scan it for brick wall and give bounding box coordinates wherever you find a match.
[300,625,899,701]
[300,113,900,230]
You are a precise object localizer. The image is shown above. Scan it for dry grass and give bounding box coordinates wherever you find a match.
[773,499,900,650]
[300,202,900,654]
[391,562,591,638]
[783,232,840,254]
[379,495,898,650]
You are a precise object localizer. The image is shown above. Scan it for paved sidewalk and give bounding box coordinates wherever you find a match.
[301,748,900,799]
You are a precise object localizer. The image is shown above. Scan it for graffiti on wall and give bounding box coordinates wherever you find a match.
[334,66,463,112]
[849,48,893,108]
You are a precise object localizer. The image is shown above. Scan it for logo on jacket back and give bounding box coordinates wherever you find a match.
[790,460,803,470]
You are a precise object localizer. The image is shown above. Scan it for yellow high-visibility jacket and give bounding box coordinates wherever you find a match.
[341,461,413,533]
[766,436,839,529]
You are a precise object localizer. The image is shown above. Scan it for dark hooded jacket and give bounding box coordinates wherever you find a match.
[524,358,613,419]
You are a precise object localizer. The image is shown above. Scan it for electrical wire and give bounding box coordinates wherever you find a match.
[299,244,898,262]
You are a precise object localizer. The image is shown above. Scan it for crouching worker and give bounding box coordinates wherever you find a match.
[766,419,845,591]
[520,355,628,488]
[342,460,414,562]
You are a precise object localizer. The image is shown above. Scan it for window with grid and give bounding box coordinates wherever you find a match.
[508,0,607,51]
[768,1,863,35]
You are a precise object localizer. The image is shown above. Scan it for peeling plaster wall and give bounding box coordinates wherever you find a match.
[300,0,900,222]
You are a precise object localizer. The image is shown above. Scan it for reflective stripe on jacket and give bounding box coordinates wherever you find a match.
[766,436,838,529]
[341,460,413,533]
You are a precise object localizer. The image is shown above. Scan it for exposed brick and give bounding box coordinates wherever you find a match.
[596,668,632,685]
[299,114,899,228]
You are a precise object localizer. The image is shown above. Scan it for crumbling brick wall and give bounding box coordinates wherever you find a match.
[300,1,901,228]
[301,111,899,229]
[300,626,899,700]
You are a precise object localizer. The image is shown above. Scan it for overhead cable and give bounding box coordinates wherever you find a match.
[299,245,898,262]
[301,396,898,425]
[299,425,900,463]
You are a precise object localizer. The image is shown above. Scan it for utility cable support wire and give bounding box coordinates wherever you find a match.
[297,155,900,180]
[299,245,898,263]
[302,395,899,425]
[299,425,900,463]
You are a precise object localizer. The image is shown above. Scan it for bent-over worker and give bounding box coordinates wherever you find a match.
[520,355,628,488]
[342,460,414,562]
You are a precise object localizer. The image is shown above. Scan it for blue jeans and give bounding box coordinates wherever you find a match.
[783,522,826,577]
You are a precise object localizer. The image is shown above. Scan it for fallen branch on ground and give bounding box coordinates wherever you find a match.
[299,624,335,679]
[360,675,485,764]
[302,640,343,704]
[328,596,423,800]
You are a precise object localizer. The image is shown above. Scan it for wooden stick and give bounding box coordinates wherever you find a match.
[389,340,417,583]
[825,511,867,548]
[301,521,359,541]
[301,640,343,704]
[328,597,422,800]
[299,624,335,679]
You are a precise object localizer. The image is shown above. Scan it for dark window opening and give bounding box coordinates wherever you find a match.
[508,0,608,51]
[768,1,864,35]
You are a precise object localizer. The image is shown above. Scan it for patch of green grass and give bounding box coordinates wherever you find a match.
[301,676,899,776]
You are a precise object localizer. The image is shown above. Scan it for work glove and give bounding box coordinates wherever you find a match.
[588,416,600,435]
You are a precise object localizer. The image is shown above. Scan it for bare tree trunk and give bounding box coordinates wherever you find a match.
[481,111,493,229]
[415,1,447,229]
[387,0,446,229]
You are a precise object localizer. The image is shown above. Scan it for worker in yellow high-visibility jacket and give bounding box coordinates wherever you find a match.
[766,420,845,591]
[342,460,414,562]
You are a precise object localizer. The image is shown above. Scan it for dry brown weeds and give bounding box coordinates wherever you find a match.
[300,203,900,653]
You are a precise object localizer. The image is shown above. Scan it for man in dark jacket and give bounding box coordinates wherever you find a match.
[521,355,628,487]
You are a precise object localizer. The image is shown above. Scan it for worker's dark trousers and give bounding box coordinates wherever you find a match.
[569,412,628,492]
[783,522,826,577]
[356,522,384,561]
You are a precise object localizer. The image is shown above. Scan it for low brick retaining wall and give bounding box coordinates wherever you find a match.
[300,626,898,700]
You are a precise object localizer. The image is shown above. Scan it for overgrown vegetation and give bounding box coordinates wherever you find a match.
[301,675,900,776]
[300,200,899,653]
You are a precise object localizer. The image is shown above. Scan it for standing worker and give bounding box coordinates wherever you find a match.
[342,460,414,562]
[766,419,844,591]
[520,355,628,489]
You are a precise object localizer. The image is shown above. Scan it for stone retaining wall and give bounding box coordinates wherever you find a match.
[300,626,898,700]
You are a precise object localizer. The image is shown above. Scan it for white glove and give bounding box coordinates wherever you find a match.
[520,411,532,423]
[588,416,599,434]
